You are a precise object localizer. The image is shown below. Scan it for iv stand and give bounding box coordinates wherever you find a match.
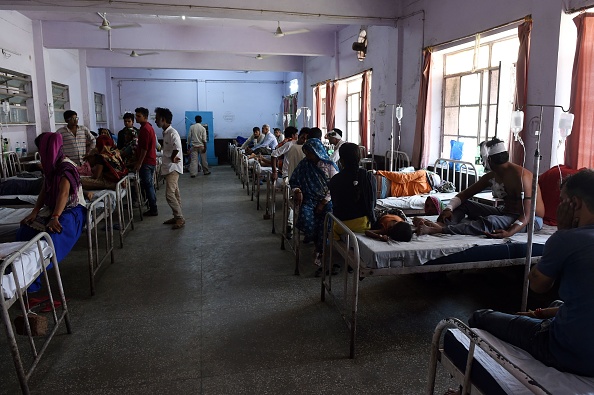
[382,104,403,172]
[520,103,568,311]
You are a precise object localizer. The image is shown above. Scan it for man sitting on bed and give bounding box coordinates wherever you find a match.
[468,169,594,377]
[414,138,545,237]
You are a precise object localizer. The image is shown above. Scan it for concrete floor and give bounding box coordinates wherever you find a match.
[0,165,556,394]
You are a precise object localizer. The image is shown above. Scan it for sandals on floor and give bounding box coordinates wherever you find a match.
[314,264,341,277]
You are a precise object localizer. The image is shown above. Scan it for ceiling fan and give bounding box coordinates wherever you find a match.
[255,54,271,60]
[273,21,309,37]
[127,50,159,57]
[97,12,140,31]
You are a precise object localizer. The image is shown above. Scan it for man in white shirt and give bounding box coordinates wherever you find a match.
[248,124,278,155]
[240,127,263,150]
[272,127,307,238]
[326,128,345,165]
[155,107,185,229]
[187,115,210,177]
[273,128,285,144]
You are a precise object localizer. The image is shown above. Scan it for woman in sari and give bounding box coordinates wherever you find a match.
[19,132,87,289]
[289,138,338,267]
[81,135,128,190]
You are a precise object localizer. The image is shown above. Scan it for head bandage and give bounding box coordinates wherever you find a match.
[486,141,507,156]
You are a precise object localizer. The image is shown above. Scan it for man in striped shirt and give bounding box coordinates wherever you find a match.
[56,110,96,166]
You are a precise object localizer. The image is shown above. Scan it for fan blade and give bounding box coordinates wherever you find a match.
[137,52,159,56]
[110,23,141,29]
[282,28,310,36]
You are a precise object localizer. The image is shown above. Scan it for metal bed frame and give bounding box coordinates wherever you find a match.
[0,232,72,394]
[427,318,551,394]
[114,176,134,247]
[433,158,479,192]
[384,150,410,171]
[321,213,539,359]
[86,192,115,296]
[1,151,23,180]
[278,183,301,275]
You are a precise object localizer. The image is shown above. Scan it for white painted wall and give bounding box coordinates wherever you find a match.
[304,24,400,157]
[108,68,289,139]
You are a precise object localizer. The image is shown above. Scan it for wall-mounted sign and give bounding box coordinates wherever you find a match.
[223,111,235,122]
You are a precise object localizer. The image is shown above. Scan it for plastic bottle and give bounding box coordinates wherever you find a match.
[21,142,27,157]
[15,142,21,157]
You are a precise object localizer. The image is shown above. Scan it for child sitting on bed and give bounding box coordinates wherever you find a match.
[365,213,413,242]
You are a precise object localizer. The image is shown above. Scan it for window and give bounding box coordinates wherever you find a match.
[439,33,519,164]
[94,92,106,123]
[345,76,363,145]
[0,67,33,124]
[52,82,70,124]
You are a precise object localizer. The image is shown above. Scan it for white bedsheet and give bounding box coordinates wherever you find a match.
[376,192,457,211]
[1,241,52,299]
[0,207,31,238]
[450,328,594,394]
[352,223,556,269]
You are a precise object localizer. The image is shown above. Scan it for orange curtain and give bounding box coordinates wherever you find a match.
[314,85,321,128]
[510,18,532,165]
[566,14,594,169]
[325,81,338,131]
[359,71,371,150]
[412,48,432,168]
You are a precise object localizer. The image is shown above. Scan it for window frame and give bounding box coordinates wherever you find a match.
[52,81,70,125]
[94,92,106,124]
[0,67,33,124]
[439,35,518,164]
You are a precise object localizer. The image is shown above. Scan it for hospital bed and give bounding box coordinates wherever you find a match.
[0,207,32,242]
[321,212,555,358]
[427,318,594,394]
[1,151,22,179]
[375,158,480,215]
[0,232,72,394]
[114,176,134,247]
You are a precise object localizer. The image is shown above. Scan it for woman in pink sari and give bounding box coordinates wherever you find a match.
[18,132,86,290]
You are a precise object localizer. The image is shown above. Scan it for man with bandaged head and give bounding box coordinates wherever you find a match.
[414,137,544,237]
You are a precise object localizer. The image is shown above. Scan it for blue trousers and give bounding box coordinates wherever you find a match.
[139,164,157,212]
[469,309,561,370]
[16,204,86,291]
[444,200,543,235]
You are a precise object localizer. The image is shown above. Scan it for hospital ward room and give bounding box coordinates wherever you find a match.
[1,0,594,394]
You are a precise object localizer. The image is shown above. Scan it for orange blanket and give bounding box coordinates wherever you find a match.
[377,170,432,197]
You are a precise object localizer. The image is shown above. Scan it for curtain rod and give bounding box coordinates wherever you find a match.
[565,3,594,14]
[310,68,372,87]
[424,15,530,52]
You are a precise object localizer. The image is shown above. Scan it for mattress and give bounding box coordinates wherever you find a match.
[352,222,556,269]
[1,240,52,300]
[444,328,594,394]
[0,207,31,238]
[0,194,38,205]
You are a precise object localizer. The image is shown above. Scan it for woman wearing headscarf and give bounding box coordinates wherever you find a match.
[81,134,128,190]
[328,143,376,239]
[289,138,338,267]
[18,132,87,288]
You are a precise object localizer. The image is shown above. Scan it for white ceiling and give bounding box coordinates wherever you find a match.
[0,0,401,71]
